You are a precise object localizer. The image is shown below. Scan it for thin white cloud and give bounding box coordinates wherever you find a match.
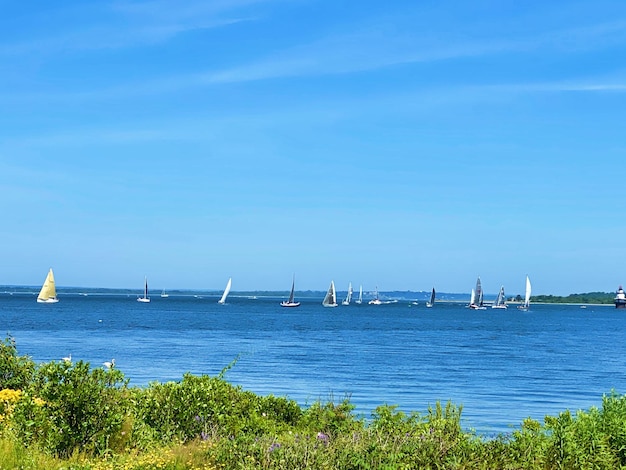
[202,19,626,84]
[0,0,272,56]
[4,75,626,154]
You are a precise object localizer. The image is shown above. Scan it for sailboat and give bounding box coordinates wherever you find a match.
[368,286,382,305]
[517,276,532,311]
[426,287,436,308]
[355,285,363,304]
[469,277,486,309]
[322,280,338,307]
[492,286,507,309]
[160,289,169,298]
[137,277,150,303]
[342,282,353,306]
[281,275,301,307]
[468,288,475,308]
[218,277,232,304]
[37,268,59,303]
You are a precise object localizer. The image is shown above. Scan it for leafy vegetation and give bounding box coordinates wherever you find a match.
[531,292,615,304]
[2,336,626,469]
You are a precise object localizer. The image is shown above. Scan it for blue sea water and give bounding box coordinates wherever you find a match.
[1,292,625,435]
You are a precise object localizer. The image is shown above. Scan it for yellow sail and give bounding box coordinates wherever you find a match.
[37,268,58,303]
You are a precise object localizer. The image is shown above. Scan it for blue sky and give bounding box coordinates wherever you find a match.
[1,0,625,296]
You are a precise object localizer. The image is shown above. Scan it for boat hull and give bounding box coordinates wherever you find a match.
[137,297,151,303]
[37,297,59,304]
[280,301,301,308]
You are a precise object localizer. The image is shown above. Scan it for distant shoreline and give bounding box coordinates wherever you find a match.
[0,285,617,305]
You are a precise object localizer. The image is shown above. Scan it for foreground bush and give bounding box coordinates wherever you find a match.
[2,336,626,469]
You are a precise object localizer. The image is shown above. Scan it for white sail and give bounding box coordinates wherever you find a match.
[322,280,338,307]
[218,277,232,304]
[137,277,150,303]
[469,277,486,309]
[355,285,363,304]
[524,276,531,308]
[37,268,59,303]
[517,276,532,311]
[426,287,435,307]
[492,286,507,309]
[342,282,353,305]
[475,277,483,307]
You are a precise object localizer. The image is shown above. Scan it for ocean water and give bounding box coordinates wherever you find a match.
[1,292,625,435]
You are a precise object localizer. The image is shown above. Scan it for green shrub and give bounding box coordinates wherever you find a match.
[599,390,626,465]
[0,336,35,390]
[12,359,129,457]
[300,396,362,437]
[545,408,618,470]
[133,373,303,445]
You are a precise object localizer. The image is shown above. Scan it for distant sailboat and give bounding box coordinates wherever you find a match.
[281,275,301,307]
[218,277,232,304]
[426,287,436,308]
[492,286,507,309]
[469,277,486,310]
[37,268,59,303]
[137,277,150,303]
[517,276,532,311]
[368,286,382,305]
[161,289,169,298]
[355,285,363,304]
[342,282,353,306]
[322,280,338,307]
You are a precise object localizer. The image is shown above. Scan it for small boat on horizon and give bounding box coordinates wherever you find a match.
[517,275,532,311]
[218,277,232,304]
[342,282,353,306]
[355,285,363,304]
[426,287,435,308]
[161,289,169,298]
[322,280,338,307]
[137,277,150,303]
[368,286,382,305]
[37,268,59,304]
[469,277,486,310]
[281,275,301,307]
[492,285,507,309]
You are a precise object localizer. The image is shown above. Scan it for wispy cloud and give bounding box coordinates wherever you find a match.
[202,19,626,84]
[0,0,272,56]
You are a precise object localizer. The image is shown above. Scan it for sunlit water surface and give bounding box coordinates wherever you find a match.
[2,293,624,435]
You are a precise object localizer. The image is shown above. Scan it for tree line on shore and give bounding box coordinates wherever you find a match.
[528,292,615,304]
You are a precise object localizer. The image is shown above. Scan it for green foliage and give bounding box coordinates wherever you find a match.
[12,359,129,457]
[0,336,35,390]
[132,373,302,444]
[599,391,626,465]
[504,417,549,468]
[300,396,362,437]
[533,292,615,304]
